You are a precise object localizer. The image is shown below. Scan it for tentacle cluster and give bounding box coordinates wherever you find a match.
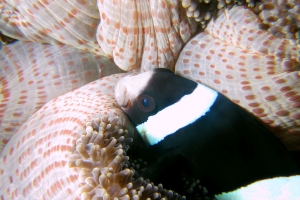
[68,116,185,200]
[181,0,258,29]
[182,178,214,199]
[256,0,300,45]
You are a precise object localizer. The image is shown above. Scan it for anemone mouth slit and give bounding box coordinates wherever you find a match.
[137,94,156,112]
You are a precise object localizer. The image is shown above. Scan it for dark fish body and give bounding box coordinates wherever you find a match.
[115,69,300,195]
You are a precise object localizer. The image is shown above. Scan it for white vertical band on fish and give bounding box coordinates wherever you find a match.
[136,83,218,145]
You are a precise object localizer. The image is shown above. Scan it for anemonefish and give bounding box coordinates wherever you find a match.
[114,68,300,196]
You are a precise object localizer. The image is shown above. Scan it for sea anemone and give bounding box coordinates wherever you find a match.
[0,1,299,199]
[0,0,102,53]
[0,0,198,71]
[181,0,259,29]
[69,117,187,199]
[0,31,15,44]
[175,6,300,150]
[0,74,132,199]
[0,41,123,153]
[256,0,300,45]
[96,0,198,71]
[0,73,205,199]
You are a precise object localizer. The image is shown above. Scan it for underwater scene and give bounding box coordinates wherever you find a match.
[0,0,300,199]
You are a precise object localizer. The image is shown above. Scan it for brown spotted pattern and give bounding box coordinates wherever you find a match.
[0,73,134,199]
[176,6,300,151]
[0,0,103,54]
[257,0,300,45]
[181,0,258,29]
[0,41,123,153]
[69,118,184,199]
[1,0,199,71]
[86,0,197,71]
[0,2,28,41]
[1,2,300,199]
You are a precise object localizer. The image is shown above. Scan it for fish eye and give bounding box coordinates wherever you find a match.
[142,98,150,107]
[137,94,155,112]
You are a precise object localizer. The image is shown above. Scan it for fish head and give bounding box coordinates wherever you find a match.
[114,68,197,126]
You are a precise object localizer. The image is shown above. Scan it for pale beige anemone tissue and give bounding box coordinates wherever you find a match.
[176,6,300,151]
[182,0,300,44]
[0,73,139,199]
[1,0,198,71]
[96,0,198,72]
[0,0,102,54]
[181,0,258,28]
[0,41,123,153]
[257,0,300,45]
